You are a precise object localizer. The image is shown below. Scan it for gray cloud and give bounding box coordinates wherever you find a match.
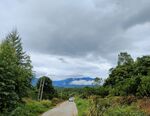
[123,6,150,29]
[1,0,150,79]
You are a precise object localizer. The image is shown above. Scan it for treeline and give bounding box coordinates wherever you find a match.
[104,52,150,97]
[79,52,150,98]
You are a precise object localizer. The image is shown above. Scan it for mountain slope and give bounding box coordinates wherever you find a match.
[53,77,94,88]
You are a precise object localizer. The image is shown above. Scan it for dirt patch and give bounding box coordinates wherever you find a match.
[138,97,150,115]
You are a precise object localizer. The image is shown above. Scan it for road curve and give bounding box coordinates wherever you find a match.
[42,101,78,116]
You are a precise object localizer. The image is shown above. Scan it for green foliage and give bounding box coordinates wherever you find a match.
[75,98,90,116]
[75,52,150,116]
[0,31,33,113]
[82,87,96,98]
[137,76,150,97]
[109,77,139,96]
[104,105,146,116]
[0,41,19,112]
[51,98,63,106]
[135,56,150,76]
[97,86,109,97]
[88,97,146,116]
[6,30,33,99]
[56,87,84,100]
[104,52,150,97]
[10,100,52,116]
[88,97,112,116]
[37,76,57,100]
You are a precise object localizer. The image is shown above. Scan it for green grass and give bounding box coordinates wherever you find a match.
[75,98,90,116]
[9,99,52,116]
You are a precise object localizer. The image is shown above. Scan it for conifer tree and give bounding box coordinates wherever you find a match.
[6,30,33,99]
[0,41,18,112]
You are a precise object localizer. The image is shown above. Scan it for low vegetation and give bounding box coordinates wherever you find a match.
[9,99,52,116]
[88,96,147,116]
[75,98,90,116]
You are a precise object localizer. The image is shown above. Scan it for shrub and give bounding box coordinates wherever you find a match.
[88,96,145,116]
[104,105,146,116]
[118,96,137,105]
[51,98,62,106]
[9,100,52,116]
[41,100,52,108]
[98,87,109,97]
[88,97,111,116]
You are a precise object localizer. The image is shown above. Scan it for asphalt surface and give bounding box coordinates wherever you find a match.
[42,101,78,116]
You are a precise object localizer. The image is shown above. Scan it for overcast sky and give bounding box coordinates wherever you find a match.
[1,0,150,80]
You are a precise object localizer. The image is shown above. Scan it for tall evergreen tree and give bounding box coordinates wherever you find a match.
[0,41,19,112]
[6,30,33,99]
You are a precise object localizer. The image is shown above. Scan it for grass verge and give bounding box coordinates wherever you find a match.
[75,98,90,116]
[9,99,52,116]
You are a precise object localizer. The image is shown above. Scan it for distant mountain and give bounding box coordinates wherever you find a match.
[53,77,95,88]
[32,77,95,88]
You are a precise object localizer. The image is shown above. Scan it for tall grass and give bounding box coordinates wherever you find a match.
[104,105,147,116]
[75,98,90,116]
[88,96,147,116]
[9,99,52,116]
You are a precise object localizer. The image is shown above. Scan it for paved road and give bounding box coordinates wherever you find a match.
[42,101,78,116]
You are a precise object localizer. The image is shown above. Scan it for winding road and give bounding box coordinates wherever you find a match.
[42,101,78,116]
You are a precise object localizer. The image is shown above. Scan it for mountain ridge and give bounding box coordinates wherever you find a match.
[32,76,95,88]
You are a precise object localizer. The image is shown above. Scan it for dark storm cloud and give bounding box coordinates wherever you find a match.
[19,0,124,58]
[16,0,149,60]
[124,6,150,29]
[1,0,150,79]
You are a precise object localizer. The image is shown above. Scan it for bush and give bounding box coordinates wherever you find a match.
[51,98,63,106]
[88,96,146,116]
[98,87,109,97]
[9,100,52,116]
[41,100,52,108]
[88,97,111,116]
[118,96,137,105]
[104,105,146,116]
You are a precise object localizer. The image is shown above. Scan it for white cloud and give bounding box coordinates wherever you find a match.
[31,52,112,80]
[70,80,94,85]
